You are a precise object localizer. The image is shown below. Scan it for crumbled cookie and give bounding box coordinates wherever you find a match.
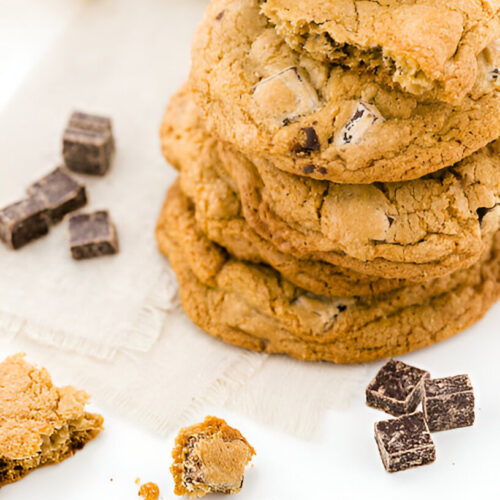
[0,354,103,487]
[138,482,160,500]
[171,416,255,497]
[162,87,500,281]
[190,0,500,183]
[261,0,500,103]
[156,183,500,363]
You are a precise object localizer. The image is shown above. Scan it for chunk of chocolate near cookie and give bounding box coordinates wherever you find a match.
[366,359,430,416]
[171,416,255,497]
[0,196,49,249]
[423,375,475,432]
[69,210,119,260]
[27,166,87,224]
[63,111,115,175]
[375,412,436,473]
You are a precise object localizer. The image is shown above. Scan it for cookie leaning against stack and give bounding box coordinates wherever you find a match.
[156,0,500,363]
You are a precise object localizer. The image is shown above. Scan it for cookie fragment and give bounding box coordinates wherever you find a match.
[171,416,255,497]
[63,111,115,175]
[423,375,475,432]
[375,412,436,473]
[334,101,384,146]
[0,196,49,249]
[366,359,430,416]
[27,166,87,224]
[69,210,119,260]
[0,353,103,487]
[252,66,319,125]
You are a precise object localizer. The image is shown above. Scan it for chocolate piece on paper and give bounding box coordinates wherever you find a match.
[69,210,119,260]
[63,111,115,175]
[423,375,475,432]
[375,412,436,473]
[27,166,87,223]
[366,359,430,416]
[0,197,49,249]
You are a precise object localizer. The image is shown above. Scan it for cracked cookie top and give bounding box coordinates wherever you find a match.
[190,0,500,183]
[261,0,500,103]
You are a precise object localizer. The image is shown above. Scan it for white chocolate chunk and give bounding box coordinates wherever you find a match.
[335,101,385,146]
[252,67,320,125]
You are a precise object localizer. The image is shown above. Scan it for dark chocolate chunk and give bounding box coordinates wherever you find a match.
[375,412,436,473]
[292,127,320,154]
[317,166,328,175]
[27,167,87,224]
[0,196,49,249]
[69,210,119,260]
[302,165,316,174]
[63,111,115,176]
[366,359,430,416]
[423,375,475,432]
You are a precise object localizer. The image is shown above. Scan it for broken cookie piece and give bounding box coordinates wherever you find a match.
[375,412,436,473]
[0,196,49,250]
[69,210,119,260]
[63,111,115,175]
[253,66,319,125]
[334,101,384,146]
[171,416,255,497]
[27,166,87,224]
[423,375,475,432]
[366,359,430,416]
[0,353,103,487]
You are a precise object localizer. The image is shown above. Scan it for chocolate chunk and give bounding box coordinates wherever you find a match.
[63,111,115,175]
[375,412,436,473]
[27,167,87,224]
[335,101,384,146]
[252,67,319,126]
[292,127,320,155]
[317,166,328,175]
[0,196,49,249]
[423,375,475,432]
[302,164,316,174]
[366,359,430,416]
[69,210,119,260]
[215,10,225,20]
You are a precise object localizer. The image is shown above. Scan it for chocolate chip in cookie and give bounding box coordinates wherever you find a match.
[292,127,320,154]
[335,101,384,146]
[252,66,319,125]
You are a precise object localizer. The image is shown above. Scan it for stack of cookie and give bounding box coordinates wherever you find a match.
[156,0,500,363]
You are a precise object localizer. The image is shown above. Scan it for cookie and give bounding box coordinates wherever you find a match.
[190,0,500,183]
[156,183,500,364]
[261,0,500,103]
[0,354,103,487]
[171,416,255,497]
[162,87,500,281]
[162,89,406,296]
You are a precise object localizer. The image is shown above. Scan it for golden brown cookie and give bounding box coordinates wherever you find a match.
[156,183,500,364]
[190,0,500,184]
[162,89,406,296]
[162,87,500,282]
[261,0,500,103]
[0,354,103,487]
[171,416,255,498]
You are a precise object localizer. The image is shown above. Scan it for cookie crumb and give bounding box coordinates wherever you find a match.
[135,477,141,485]
[138,482,160,500]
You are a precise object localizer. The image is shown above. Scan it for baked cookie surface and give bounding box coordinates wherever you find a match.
[261,0,500,103]
[171,416,255,498]
[0,354,103,487]
[161,88,406,296]
[190,0,500,184]
[156,183,500,364]
[162,87,500,281]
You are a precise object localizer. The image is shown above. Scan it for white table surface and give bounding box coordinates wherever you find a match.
[0,2,499,499]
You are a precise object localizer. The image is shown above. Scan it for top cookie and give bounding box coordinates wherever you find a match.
[261,0,500,103]
[190,0,500,183]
